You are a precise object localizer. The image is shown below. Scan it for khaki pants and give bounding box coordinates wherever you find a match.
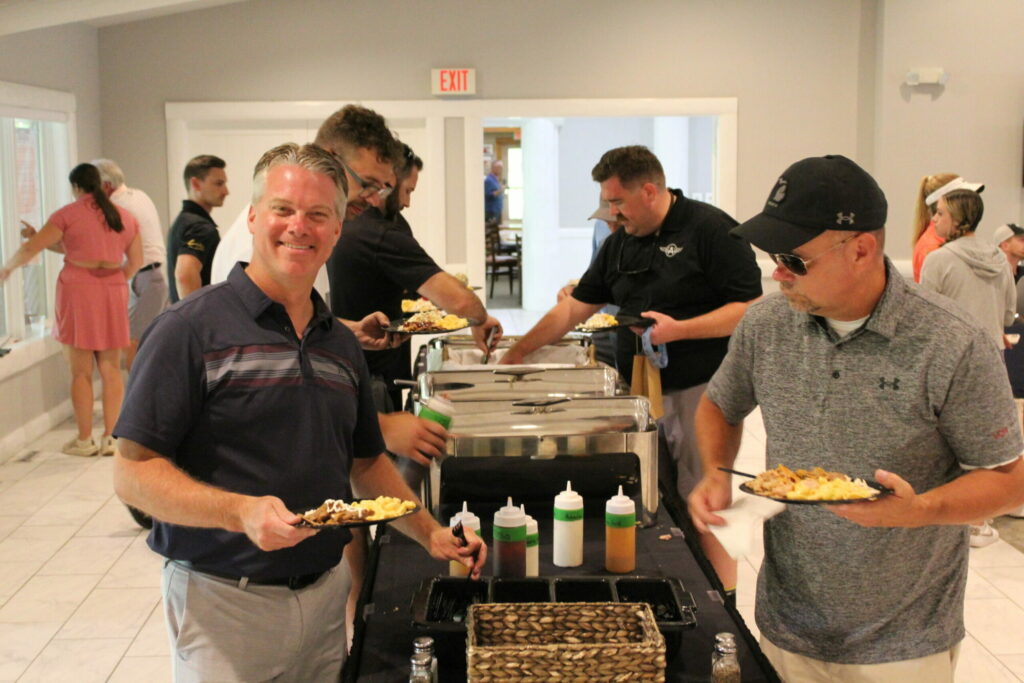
[760,636,960,683]
[162,560,349,682]
[659,383,708,499]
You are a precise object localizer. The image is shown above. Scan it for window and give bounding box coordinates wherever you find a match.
[0,81,75,344]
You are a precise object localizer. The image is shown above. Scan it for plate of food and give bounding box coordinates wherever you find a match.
[295,496,419,529]
[574,313,656,333]
[737,464,890,505]
[401,298,439,315]
[387,310,476,334]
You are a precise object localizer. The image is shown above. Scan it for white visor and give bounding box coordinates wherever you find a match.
[925,177,985,206]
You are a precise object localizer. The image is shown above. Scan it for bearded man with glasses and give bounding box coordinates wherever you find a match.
[688,154,1024,682]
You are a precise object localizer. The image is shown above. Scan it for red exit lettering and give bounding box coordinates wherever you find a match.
[440,69,469,92]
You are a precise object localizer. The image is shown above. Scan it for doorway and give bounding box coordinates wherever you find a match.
[481,115,721,317]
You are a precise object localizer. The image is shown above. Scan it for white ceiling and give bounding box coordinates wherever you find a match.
[0,0,250,38]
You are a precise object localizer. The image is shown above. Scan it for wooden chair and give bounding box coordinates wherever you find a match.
[486,225,520,297]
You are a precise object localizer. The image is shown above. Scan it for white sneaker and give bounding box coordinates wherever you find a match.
[62,437,98,457]
[969,521,1000,548]
[99,435,116,457]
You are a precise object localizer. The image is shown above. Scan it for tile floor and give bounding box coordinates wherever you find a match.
[1,328,1021,680]
[731,409,1024,682]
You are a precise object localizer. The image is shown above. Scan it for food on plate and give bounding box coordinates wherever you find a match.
[452,272,472,289]
[352,495,418,521]
[400,310,468,332]
[575,312,618,331]
[401,298,438,314]
[299,499,371,526]
[748,465,878,501]
[299,496,417,526]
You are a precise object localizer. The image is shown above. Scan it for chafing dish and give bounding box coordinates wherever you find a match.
[427,396,658,525]
[413,366,625,403]
[425,334,593,371]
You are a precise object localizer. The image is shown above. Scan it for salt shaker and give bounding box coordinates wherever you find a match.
[710,631,741,682]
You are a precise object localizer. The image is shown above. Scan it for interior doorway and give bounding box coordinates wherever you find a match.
[480,115,721,315]
[483,126,522,309]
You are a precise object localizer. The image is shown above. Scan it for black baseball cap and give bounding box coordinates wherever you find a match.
[732,155,888,253]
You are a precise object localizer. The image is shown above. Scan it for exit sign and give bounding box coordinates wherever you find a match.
[432,68,476,96]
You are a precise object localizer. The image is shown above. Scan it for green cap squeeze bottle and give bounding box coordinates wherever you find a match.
[493,497,527,577]
[605,485,636,573]
[553,480,584,567]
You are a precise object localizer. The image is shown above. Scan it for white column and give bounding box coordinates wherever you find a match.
[521,118,561,312]
[653,117,690,194]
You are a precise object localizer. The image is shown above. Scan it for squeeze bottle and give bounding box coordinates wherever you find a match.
[522,505,539,577]
[492,497,527,577]
[449,501,481,577]
[605,485,636,573]
[553,480,584,567]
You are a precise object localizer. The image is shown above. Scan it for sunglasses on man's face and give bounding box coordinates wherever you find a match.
[769,233,860,276]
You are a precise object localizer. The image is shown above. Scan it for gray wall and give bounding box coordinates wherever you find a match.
[557,117,655,228]
[96,0,869,244]
[874,0,1024,247]
[0,23,102,161]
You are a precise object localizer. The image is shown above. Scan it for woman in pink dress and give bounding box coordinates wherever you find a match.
[0,163,142,456]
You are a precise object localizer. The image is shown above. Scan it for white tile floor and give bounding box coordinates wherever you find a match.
[731,408,1024,682]
[1,359,1021,680]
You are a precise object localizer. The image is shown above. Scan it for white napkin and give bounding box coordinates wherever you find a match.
[708,495,786,559]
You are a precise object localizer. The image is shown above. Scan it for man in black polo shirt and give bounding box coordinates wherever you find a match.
[167,154,228,302]
[502,145,762,587]
[114,143,485,681]
[329,143,503,422]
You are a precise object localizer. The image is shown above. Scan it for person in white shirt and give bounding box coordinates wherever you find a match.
[92,159,168,370]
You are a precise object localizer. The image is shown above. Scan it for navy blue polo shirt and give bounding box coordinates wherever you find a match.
[115,263,385,579]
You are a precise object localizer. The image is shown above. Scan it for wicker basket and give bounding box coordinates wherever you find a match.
[466,602,666,682]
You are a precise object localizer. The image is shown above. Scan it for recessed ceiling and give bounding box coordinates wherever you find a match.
[0,0,250,38]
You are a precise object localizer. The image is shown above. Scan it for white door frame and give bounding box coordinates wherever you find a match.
[166,97,737,289]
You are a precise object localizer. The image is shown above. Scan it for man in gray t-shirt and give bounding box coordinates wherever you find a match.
[688,155,1024,681]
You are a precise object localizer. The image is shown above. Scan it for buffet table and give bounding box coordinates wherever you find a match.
[343,501,779,682]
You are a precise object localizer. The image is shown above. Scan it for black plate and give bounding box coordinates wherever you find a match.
[293,503,419,529]
[386,318,478,334]
[575,314,656,333]
[739,479,891,505]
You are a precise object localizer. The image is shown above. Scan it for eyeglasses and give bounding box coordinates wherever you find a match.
[769,233,860,276]
[616,235,658,275]
[342,161,393,200]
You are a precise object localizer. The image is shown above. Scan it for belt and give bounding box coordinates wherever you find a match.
[138,262,161,273]
[176,561,326,591]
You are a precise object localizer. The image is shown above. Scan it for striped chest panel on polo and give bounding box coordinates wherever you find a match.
[203,343,359,393]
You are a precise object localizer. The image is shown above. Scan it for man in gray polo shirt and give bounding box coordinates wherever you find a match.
[688,155,1024,681]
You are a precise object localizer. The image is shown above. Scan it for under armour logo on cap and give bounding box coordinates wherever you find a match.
[767,178,788,207]
[730,154,888,254]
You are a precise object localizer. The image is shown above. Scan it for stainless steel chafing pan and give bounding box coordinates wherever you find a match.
[425,334,594,371]
[427,396,659,526]
[412,366,625,403]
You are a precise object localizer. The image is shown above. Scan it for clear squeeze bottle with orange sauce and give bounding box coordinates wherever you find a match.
[604,486,636,573]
